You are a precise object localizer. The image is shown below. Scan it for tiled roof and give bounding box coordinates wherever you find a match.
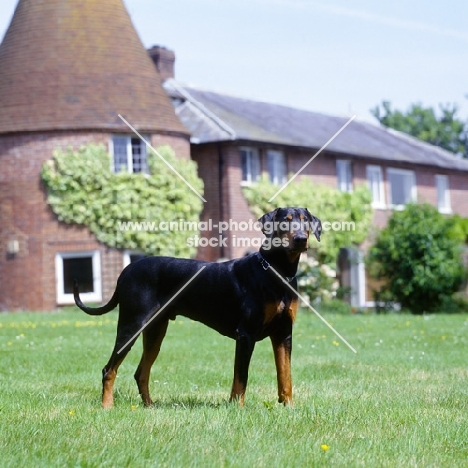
[0,0,187,135]
[165,79,468,172]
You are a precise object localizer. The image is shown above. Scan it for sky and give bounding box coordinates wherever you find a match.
[1,0,467,123]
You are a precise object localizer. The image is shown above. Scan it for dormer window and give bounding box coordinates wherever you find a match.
[111,135,149,174]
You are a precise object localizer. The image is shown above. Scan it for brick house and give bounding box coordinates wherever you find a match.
[158,64,468,306]
[1,2,468,311]
[0,0,189,310]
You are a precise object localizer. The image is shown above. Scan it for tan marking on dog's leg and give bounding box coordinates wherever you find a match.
[134,320,169,406]
[101,340,134,409]
[102,357,126,409]
[230,381,246,407]
[229,330,255,406]
[271,336,293,406]
[102,369,117,409]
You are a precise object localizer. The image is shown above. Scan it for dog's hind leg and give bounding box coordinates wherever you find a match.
[134,319,169,406]
[101,352,128,409]
[101,323,142,409]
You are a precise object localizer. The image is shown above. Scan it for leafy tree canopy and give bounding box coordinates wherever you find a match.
[41,144,204,257]
[371,101,468,158]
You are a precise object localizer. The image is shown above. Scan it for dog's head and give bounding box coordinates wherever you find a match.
[258,207,322,252]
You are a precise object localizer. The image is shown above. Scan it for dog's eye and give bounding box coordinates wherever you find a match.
[278,221,291,231]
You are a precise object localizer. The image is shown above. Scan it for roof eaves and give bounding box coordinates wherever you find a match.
[174,100,227,143]
[165,79,237,141]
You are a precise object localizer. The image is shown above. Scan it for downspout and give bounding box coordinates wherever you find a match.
[217,142,225,258]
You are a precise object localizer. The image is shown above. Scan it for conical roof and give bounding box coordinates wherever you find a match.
[0,0,187,135]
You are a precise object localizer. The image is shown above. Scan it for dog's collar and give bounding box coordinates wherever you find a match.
[256,252,296,283]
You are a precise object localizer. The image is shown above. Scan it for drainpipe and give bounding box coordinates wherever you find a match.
[217,143,225,258]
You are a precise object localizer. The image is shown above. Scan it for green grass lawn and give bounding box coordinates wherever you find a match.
[0,308,467,467]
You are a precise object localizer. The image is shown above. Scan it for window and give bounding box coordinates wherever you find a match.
[111,135,148,173]
[123,251,147,268]
[267,150,286,185]
[55,251,102,305]
[435,175,451,214]
[387,168,416,208]
[366,165,385,208]
[336,160,352,192]
[240,147,261,184]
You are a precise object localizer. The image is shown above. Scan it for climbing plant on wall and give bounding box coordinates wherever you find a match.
[41,144,204,257]
[242,175,373,265]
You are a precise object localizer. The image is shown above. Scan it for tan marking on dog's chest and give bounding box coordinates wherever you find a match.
[263,298,297,325]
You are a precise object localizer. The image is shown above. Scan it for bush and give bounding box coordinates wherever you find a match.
[367,203,466,314]
[296,256,339,303]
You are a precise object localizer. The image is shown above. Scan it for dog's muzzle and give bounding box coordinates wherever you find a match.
[291,234,308,252]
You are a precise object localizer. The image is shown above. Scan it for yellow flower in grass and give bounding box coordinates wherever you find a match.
[321,444,330,451]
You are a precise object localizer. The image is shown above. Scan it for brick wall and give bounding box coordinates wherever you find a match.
[0,130,190,310]
[151,133,190,160]
[191,144,223,260]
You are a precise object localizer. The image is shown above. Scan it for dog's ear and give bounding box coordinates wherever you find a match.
[258,208,279,236]
[305,208,322,242]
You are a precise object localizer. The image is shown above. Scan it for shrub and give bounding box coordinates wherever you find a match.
[449,214,468,243]
[367,203,466,314]
[296,256,339,304]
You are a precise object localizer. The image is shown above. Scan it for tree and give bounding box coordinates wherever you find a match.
[366,203,466,313]
[371,101,468,158]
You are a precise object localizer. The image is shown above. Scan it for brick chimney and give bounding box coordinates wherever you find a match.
[148,45,175,81]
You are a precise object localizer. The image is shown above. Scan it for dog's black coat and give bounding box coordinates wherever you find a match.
[74,207,321,407]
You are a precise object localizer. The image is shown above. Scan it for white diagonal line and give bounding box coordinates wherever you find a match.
[268,264,357,353]
[268,114,356,202]
[117,266,207,354]
[118,114,207,203]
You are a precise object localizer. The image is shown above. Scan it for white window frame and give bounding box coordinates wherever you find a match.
[267,149,286,185]
[110,135,149,174]
[240,147,261,185]
[123,250,147,269]
[435,175,451,214]
[387,168,417,209]
[366,165,385,209]
[55,251,102,305]
[336,160,353,192]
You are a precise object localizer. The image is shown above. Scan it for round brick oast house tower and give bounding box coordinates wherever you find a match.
[0,0,189,310]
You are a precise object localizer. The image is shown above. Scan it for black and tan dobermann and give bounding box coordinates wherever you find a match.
[74,207,322,408]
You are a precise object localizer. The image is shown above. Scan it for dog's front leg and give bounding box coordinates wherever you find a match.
[230,327,255,406]
[270,331,293,406]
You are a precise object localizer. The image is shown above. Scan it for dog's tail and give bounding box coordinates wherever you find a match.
[73,280,119,316]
